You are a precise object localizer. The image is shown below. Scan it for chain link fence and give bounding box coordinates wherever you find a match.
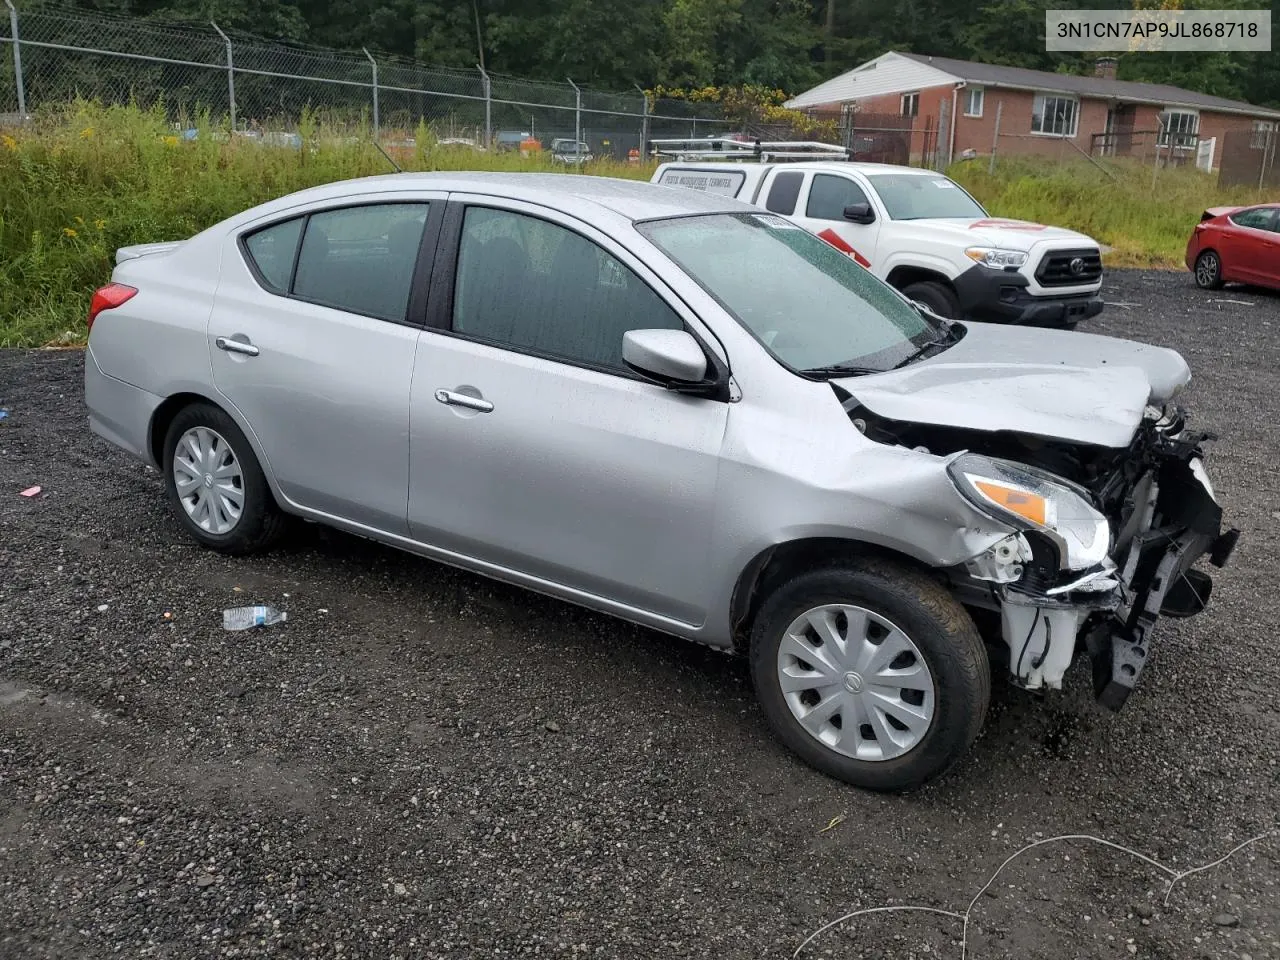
[0,2,734,159]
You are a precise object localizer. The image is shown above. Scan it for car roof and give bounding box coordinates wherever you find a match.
[241,172,754,225]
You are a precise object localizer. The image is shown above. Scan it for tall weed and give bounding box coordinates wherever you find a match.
[949,157,1262,268]
[0,101,651,347]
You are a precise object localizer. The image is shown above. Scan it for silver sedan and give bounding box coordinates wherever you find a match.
[85,173,1234,790]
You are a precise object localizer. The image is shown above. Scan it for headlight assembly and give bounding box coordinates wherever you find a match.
[963,247,1028,269]
[948,453,1111,571]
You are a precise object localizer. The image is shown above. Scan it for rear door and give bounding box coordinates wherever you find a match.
[1223,207,1277,283]
[209,193,444,534]
[791,172,881,270]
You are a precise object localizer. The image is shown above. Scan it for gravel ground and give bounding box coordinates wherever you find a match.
[1,269,1277,960]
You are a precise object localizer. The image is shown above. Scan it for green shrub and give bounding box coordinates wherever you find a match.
[0,101,652,347]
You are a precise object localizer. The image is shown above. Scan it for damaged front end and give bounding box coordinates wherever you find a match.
[847,397,1239,711]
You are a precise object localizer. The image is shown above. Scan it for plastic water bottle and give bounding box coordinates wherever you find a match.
[222,605,288,631]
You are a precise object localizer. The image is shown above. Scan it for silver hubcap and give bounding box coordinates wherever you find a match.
[173,426,244,536]
[777,603,935,762]
[1197,253,1218,286]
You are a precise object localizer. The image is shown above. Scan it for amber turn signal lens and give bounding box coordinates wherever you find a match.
[973,479,1048,526]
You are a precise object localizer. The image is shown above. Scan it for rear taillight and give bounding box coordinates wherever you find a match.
[87,283,138,331]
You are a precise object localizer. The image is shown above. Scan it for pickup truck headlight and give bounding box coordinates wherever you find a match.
[947,453,1110,571]
[964,247,1027,269]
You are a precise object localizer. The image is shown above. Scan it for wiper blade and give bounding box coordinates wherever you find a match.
[800,363,884,379]
[891,317,962,369]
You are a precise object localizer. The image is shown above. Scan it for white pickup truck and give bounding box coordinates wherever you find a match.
[651,160,1104,328]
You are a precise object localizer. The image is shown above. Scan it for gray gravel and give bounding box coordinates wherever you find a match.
[1,269,1278,959]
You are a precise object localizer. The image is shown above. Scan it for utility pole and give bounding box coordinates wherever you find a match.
[472,0,485,73]
[825,0,836,72]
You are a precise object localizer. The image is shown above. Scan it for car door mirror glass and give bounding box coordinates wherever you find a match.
[843,203,875,224]
[622,329,707,384]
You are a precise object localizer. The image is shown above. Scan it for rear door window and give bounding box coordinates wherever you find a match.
[764,172,804,215]
[291,204,429,322]
[1229,207,1276,230]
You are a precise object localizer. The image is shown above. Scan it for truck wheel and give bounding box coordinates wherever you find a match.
[901,280,962,320]
[749,558,989,792]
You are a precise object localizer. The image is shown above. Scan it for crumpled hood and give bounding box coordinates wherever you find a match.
[838,322,1191,448]
[904,217,1097,253]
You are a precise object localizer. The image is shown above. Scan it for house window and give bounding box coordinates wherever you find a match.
[900,92,919,118]
[1158,110,1199,149]
[1031,94,1078,138]
[964,87,984,118]
[1251,120,1275,149]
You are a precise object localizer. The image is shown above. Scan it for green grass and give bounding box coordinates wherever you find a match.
[947,156,1262,269]
[0,102,652,347]
[1,103,1264,346]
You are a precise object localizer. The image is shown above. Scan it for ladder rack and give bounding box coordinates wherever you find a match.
[649,137,851,163]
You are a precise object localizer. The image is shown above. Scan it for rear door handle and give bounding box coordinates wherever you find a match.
[434,389,493,413]
[215,336,260,357]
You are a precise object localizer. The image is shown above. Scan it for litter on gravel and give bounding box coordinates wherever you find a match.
[222,605,288,631]
[19,485,41,497]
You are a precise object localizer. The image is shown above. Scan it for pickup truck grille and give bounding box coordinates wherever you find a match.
[1036,248,1103,286]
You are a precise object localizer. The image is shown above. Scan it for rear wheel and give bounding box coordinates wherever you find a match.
[901,280,962,320]
[162,403,286,555]
[749,559,989,791]
[1195,250,1224,290]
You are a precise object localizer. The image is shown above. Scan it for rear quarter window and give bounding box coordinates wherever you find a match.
[243,218,304,293]
[764,172,804,216]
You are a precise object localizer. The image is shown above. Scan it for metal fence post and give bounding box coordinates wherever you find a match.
[567,76,581,161]
[1152,115,1164,191]
[211,21,235,130]
[5,0,24,118]
[477,64,491,147]
[937,97,950,171]
[635,84,648,157]
[989,101,1002,174]
[363,47,378,139]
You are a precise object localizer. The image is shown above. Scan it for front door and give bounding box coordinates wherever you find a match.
[209,197,442,534]
[406,200,730,625]
[793,172,882,271]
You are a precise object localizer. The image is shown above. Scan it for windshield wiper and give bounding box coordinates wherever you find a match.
[891,315,962,369]
[800,362,884,379]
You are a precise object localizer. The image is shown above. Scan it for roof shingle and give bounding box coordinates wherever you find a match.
[896,52,1280,118]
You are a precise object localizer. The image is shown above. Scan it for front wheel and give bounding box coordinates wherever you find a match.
[1194,250,1224,290]
[749,559,989,791]
[901,280,962,320]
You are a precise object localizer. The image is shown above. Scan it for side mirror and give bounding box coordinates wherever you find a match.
[843,202,875,224]
[622,329,708,384]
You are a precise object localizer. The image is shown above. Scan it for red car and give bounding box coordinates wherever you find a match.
[1186,202,1280,290]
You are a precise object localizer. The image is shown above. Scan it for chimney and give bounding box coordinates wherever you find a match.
[1094,57,1118,81]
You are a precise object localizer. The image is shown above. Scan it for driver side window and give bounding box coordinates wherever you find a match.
[451,207,684,372]
[806,175,871,222]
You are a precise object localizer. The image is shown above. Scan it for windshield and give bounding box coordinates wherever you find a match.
[638,213,936,372]
[867,173,986,221]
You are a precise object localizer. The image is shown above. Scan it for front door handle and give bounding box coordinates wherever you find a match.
[215,336,260,357]
[434,389,493,413]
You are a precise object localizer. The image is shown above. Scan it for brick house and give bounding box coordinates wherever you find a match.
[785,51,1280,171]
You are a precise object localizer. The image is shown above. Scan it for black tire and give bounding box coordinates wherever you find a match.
[162,402,286,555]
[901,279,962,320]
[749,558,989,792]
[1194,250,1224,290]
